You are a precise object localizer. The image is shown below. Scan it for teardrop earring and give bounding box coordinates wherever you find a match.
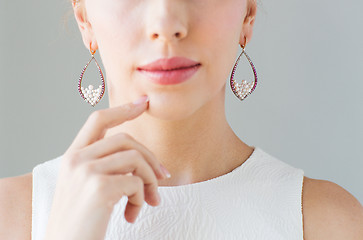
[230,37,258,101]
[77,43,106,107]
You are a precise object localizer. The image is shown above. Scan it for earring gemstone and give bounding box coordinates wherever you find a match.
[81,85,103,106]
[77,55,105,107]
[230,48,258,101]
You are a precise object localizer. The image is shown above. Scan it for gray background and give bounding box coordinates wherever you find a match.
[1,0,362,204]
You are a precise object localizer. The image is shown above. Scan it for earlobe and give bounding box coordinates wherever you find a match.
[90,41,98,52]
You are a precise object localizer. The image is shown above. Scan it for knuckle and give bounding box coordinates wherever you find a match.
[82,162,97,175]
[88,175,116,207]
[90,175,108,192]
[63,151,81,169]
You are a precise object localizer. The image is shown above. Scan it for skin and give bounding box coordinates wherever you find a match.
[76,0,257,186]
[0,0,362,239]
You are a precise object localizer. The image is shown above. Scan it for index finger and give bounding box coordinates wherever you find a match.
[68,96,149,152]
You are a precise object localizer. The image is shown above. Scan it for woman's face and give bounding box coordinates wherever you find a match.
[75,0,255,120]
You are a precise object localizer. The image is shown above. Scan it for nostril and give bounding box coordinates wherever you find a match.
[150,31,185,40]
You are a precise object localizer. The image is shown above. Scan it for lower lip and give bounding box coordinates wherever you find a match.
[137,64,201,85]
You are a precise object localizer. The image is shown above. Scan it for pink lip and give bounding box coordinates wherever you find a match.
[137,57,201,85]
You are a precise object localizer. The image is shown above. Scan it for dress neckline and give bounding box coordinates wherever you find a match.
[158,146,259,191]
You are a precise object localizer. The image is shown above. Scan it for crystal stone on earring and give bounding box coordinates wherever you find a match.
[232,80,255,99]
[78,53,105,107]
[229,48,258,101]
[81,84,103,106]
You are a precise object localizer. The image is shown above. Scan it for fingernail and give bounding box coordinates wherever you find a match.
[160,164,171,178]
[132,96,149,105]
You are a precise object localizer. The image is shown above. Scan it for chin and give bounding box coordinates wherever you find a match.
[145,94,202,121]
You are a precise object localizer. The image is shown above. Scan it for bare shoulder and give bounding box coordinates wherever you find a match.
[0,173,32,240]
[302,176,363,240]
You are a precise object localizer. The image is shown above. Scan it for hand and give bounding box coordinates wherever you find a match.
[44,96,170,240]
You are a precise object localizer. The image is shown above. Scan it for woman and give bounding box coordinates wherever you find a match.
[1,0,362,239]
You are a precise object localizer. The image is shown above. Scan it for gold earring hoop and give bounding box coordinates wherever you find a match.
[229,36,258,101]
[89,43,96,55]
[241,37,247,50]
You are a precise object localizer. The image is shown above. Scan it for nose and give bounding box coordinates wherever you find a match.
[146,2,188,43]
[150,31,186,41]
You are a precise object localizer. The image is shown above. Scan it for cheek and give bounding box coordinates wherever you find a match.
[198,4,244,87]
[86,2,143,74]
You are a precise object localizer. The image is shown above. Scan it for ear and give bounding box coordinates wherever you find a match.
[240,0,257,46]
[73,3,98,51]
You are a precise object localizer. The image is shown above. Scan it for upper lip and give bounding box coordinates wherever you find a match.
[137,57,201,71]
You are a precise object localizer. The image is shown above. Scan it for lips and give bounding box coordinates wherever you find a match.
[137,57,201,71]
[136,57,201,85]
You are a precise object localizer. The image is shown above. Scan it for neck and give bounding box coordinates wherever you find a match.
[105,89,254,186]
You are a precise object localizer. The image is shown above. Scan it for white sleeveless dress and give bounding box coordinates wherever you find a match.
[32,147,305,240]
